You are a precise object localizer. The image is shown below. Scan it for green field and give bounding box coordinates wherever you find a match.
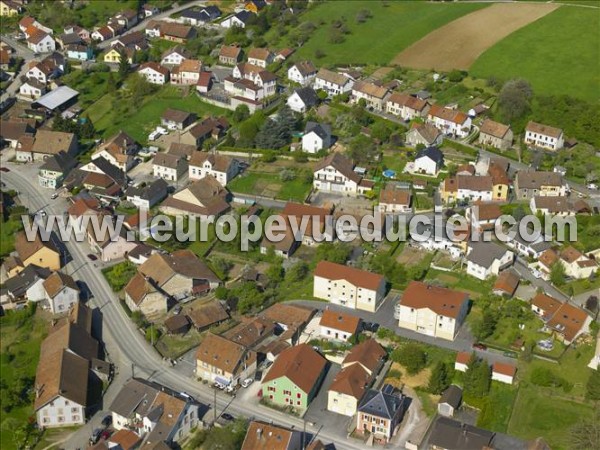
[228,171,312,202]
[88,86,228,143]
[290,1,487,65]
[471,6,600,100]
[508,387,594,449]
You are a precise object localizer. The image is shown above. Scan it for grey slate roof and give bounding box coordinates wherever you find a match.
[428,416,494,450]
[466,241,510,268]
[91,156,128,186]
[305,121,331,140]
[415,146,444,165]
[294,87,318,107]
[357,384,404,420]
[439,384,462,409]
[4,264,52,298]
[125,178,169,202]
[40,150,77,173]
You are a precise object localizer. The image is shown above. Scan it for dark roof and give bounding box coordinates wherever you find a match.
[467,242,510,268]
[125,178,169,201]
[39,150,77,173]
[305,121,331,140]
[235,10,252,23]
[4,264,51,298]
[161,108,195,124]
[415,146,444,165]
[293,87,318,107]
[439,385,462,408]
[91,156,128,186]
[428,416,494,450]
[358,384,404,420]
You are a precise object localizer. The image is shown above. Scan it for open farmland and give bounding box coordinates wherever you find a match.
[471,6,600,100]
[393,3,558,71]
[291,1,487,65]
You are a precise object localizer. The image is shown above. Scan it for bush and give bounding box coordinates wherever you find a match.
[392,343,427,375]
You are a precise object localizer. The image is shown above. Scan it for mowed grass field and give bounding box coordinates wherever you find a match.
[471,6,600,100]
[292,1,487,65]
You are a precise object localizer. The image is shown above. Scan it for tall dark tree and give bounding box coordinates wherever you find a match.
[586,369,600,401]
[428,362,451,394]
[118,50,131,79]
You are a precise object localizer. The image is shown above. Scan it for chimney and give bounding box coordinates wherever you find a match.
[256,428,262,439]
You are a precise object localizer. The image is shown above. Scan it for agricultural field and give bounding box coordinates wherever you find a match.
[471,6,600,100]
[291,1,487,65]
[394,3,558,71]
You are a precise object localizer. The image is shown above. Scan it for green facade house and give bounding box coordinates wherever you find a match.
[261,344,328,412]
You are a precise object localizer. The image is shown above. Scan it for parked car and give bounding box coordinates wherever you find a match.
[51,192,58,199]
[173,305,182,315]
[87,254,98,261]
[472,343,487,351]
[100,430,111,440]
[221,413,235,421]
[89,429,102,445]
[225,384,235,393]
[241,378,254,388]
[0,167,10,172]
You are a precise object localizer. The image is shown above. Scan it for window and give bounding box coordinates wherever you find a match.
[283,390,291,396]
[71,407,78,413]
[297,393,301,399]
[297,400,301,406]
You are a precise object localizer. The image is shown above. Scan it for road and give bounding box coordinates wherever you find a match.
[0,35,35,102]
[289,296,517,366]
[0,163,388,450]
[513,256,569,302]
[96,1,208,50]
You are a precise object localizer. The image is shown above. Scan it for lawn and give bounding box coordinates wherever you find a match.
[228,171,312,202]
[89,85,229,143]
[290,1,487,66]
[508,386,594,449]
[471,6,600,101]
[0,216,23,258]
[62,70,113,109]
[102,261,138,292]
[425,268,493,299]
[0,307,48,449]
[472,382,518,433]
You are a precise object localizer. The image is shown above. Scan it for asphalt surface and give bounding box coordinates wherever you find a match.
[0,161,388,450]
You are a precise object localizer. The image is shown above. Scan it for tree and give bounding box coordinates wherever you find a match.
[280,168,296,182]
[586,296,599,313]
[232,104,250,123]
[513,205,526,222]
[550,261,566,286]
[215,286,229,300]
[586,369,600,401]
[463,357,491,398]
[118,50,131,78]
[287,261,309,282]
[569,408,600,450]
[266,264,284,285]
[80,116,96,139]
[448,70,465,83]
[348,134,378,165]
[498,78,533,121]
[392,343,427,375]
[315,242,352,264]
[428,362,451,394]
[474,309,498,340]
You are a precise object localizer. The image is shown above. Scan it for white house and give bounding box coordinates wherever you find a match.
[125,178,169,210]
[27,29,56,53]
[454,352,470,373]
[287,86,318,113]
[466,242,514,280]
[314,68,354,97]
[220,11,252,29]
[525,121,564,151]
[405,123,443,148]
[43,271,79,314]
[161,46,189,66]
[395,281,469,341]
[188,152,239,186]
[491,362,516,385]
[378,185,411,214]
[138,62,169,85]
[442,175,494,204]
[287,60,317,86]
[319,309,361,342]
[427,104,472,138]
[302,121,332,153]
[19,78,46,100]
[247,48,273,68]
[413,146,444,176]
[351,81,388,111]
[313,153,373,196]
[171,59,202,85]
[153,153,188,182]
[313,261,386,313]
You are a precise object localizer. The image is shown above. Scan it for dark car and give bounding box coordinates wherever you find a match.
[0,167,9,172]
[363,322,380,333]
[89,428,102,445]
[101,430,111,440]
[221,413,235,421]
[87,254,98,261]
[472,343,487,351]
[101,414,112,427]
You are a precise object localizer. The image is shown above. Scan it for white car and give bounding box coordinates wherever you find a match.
[148,131,160,141]
[51,193,58,199]
[241,378,253,388]
[225,385,235,393]
[531,269,542,279]
[587,183,598,190]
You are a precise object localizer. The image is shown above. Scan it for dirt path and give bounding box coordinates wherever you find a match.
[392,3,559,71]
[395,385,430,448]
